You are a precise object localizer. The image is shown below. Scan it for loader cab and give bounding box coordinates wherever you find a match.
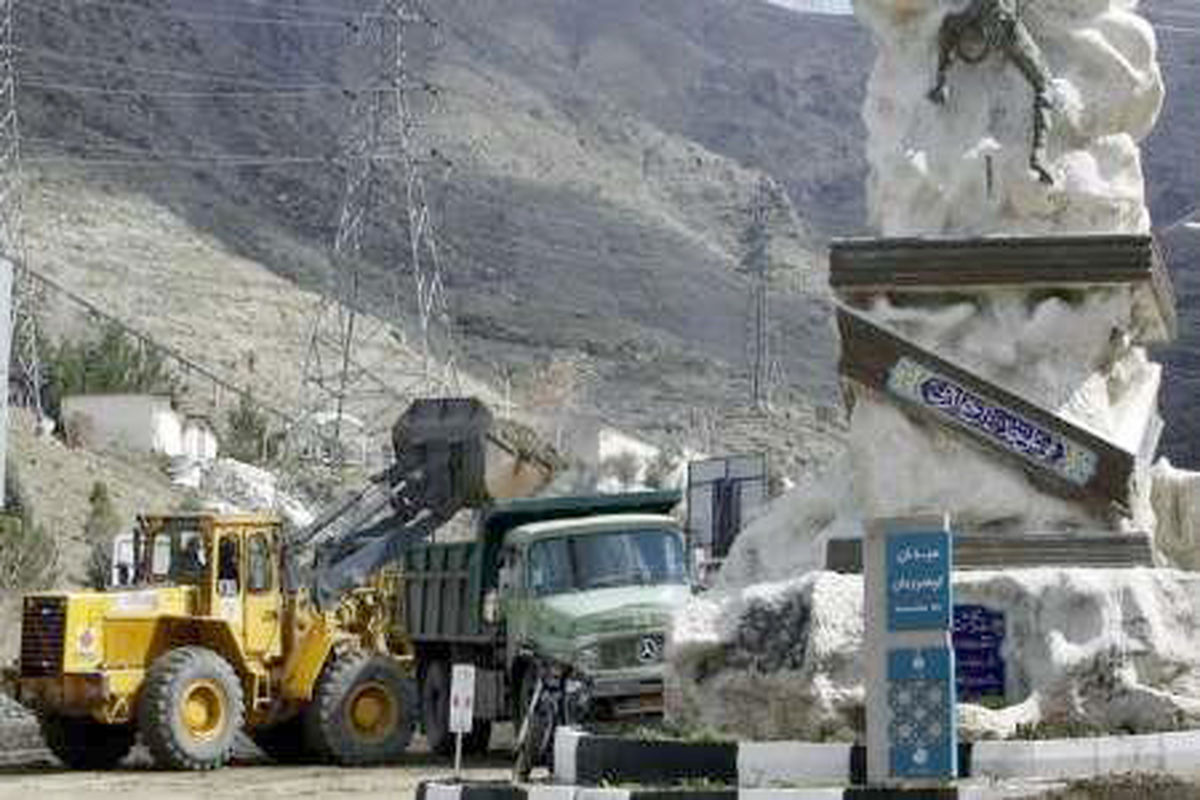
[125,513,285,659]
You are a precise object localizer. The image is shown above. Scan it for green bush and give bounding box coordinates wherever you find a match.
[45,321,177,420]
[84,481,122,590]
[0,514,58,591]
[0,461,58,591]
[224,392,270,464]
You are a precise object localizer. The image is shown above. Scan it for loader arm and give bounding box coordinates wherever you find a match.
[289,398,498,609]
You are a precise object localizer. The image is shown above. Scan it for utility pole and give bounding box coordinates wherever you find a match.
[299,0,455,468]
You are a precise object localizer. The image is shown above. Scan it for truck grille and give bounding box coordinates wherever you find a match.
[20,597,65,677]
[600,633,665,669]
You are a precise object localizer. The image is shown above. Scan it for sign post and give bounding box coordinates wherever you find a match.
[864,515,957,788]
[450,663,476,779]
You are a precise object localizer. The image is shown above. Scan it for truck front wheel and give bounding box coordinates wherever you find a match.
[305,654,416,765]
[420,660,453,755]
[40,715,135,769]
[139,646,245,770]
[464,720,492,755]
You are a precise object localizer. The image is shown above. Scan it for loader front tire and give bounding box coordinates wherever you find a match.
[305,654,416,765]
[40,714,135,770]
[139,646,244,770]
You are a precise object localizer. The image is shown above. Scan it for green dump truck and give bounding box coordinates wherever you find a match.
[403,490,690,755]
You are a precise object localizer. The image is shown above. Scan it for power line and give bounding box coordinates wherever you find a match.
[19,78,438,99]
[38,0,367,29]
[16,47,352,88]
[25,155,336,167]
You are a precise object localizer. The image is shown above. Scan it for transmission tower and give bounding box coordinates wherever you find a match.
[299,0,457,465]
[1,0,42,414]
[744,177,776,411]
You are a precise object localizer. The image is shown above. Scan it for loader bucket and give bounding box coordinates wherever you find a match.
[393,398,494,510]
[391,398,559,508]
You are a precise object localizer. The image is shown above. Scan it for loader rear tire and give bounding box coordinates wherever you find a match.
[40,714,135,770]
[305,654,416,765]
[139,646,244,771]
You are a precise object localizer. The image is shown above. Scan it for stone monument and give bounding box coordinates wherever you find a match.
[667,0,1200,746]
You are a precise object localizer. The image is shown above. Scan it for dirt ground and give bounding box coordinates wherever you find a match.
[0,759,514,800]
[0,724,521,800]
[0,730,521,800]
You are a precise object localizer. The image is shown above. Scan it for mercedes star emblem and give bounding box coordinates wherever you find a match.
[638,635,662,663]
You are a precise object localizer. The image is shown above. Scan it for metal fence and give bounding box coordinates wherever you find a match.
[686,454,767,560]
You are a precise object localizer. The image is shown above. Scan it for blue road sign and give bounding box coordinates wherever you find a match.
[886,530,952,632]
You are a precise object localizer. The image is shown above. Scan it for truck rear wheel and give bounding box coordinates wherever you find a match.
[305,654,416,765]
[251,714,314,764]
[40,715,135,770]
[139,646,245,770]
[420,660,453,755]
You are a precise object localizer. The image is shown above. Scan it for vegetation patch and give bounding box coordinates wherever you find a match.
[1036,772,1200,799]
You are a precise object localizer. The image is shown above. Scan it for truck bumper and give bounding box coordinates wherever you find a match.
[590,673,664,718]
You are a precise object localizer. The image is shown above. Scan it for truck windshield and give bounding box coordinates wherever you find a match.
[528,528,687,595]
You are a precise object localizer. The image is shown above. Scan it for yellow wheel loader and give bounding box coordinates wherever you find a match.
[13,398,554,770]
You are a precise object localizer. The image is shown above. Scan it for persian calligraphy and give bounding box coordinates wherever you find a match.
[887,357,1098,487]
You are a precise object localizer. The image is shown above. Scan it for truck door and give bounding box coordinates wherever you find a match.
[501,546,530,663]
[215,534,243,640]
[243,528,282,659]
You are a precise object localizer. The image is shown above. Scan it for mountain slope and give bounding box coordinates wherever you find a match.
[11,0,1199,480]
[16,0,854,479]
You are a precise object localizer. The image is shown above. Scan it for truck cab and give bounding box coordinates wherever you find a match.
[500,513,689,718]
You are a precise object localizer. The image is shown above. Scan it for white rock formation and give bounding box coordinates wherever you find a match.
[836,0,1169,533]
[668,568,1200,741]
[849,289,1163,533]
[1151,460,1200,571]
[853,0,1163,236]
[195,458,316,529]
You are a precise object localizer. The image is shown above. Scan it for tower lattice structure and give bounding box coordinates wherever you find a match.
[298,0,457,465]
[0,0,42,418]
[745,176,778,411]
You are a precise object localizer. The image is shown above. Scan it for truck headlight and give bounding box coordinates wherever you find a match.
[575,644,601,671]
[482,590,501,624]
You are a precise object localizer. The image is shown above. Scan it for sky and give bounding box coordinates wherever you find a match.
[762,0,854,15]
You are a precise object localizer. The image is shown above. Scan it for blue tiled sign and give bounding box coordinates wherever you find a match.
[886,530,952,632]
[887,646,957,779]
[953,605,1006,702]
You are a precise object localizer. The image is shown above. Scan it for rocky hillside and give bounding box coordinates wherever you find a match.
[10,0,1200,483]
[1143,0,1200,468]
